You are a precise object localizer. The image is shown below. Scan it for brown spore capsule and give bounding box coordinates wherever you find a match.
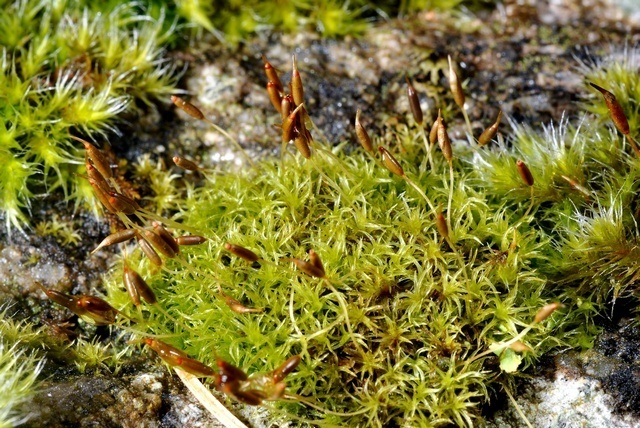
[108,191,140,215]
[75,295,118,325]
[123,264,141,306]
[261,54,284,94]
[436,112,453,164]
[516,160,534,186]
[378,146,405,177]
[86,163,112,193]
[429,117,438,146]
[589,82,629,135]
[144,338,216,377]
[291,55,304,107]
[293,133,311,159]
[71,135,112,179]
[435,210,449,240]
[124,264,157,305]
[144,229,177,259]
[88,178,116,213]
[448,55,465,109]
[171,95,205,121]
[355,109,374,154]
[267,81,283,114]
[219,291,263,314]
[92,228,136,254]
[173,156,200,172]
[308,249,326,277]
[224,243,259,262]
[290,257,326,278]
[533,302,563,323]
[282,103,304,145]
[136,233,163,266]
[405,76,423,125]
[280,94,292,121]
[176,235,208,246]
[152,222,180,255]
[478,111,502,146]
[271,355,301,383]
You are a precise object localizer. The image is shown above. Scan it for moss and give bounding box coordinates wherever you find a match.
[0,0,182,233]
[0,0,495,234]
[91,48,640,425]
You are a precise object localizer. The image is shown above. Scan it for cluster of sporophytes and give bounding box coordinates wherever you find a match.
[35,47,636,428]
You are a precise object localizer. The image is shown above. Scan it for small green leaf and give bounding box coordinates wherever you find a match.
[499,349,522,373]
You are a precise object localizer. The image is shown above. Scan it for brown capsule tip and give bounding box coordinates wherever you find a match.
[478,110,502,146]
[123,264,141,307]
[293,134,311,159]
[107,191,140,215]
[92,228,136,254]
[224,243,260,262]
[75,296,118,325]
[144,229,177,259]
[290,258,326,278]
[509,341,532,353]
[152,222,180,255]
[355,109,374,154]
[378,146,405,177]
[308,249,326,277]
[436,116,453,163]
[448,55,465,109]
[429,117,439,146]
[136,233,163,267]
[589,82,630,135]
[173,156,200,171]
[261,54,284,94]
[267,81,283,114]
[216,358,249,384]
[291,55,304,107]
[176,235,208,246]
[533,302,563,324]
[405,76,423,125]
[516,160,534,186]
[435,211,449,240]
[171,95,205,120]
[272,355,301,383]
[220,292,263,314]
[71,135,113,179]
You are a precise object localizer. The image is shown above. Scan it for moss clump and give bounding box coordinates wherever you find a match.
[0,0,182,232]
[96,49,640,425]
[0,338,43,428]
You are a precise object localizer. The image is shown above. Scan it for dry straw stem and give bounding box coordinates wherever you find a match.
[175,368,249,428]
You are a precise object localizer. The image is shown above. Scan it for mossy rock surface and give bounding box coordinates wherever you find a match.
[2,1,640,427]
